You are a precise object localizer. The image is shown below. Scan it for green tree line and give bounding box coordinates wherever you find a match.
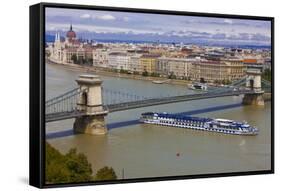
[46,142,117,184]
[262,68,271,82]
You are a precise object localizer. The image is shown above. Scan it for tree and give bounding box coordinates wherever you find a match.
[77,57,86,65]
[111,68,118,73]
[221,79,231,85]
[142,71,149,77]
[168,72,176,79]
[225,79,231,85]
[120,69,128,74]
[45,143,93,184]
[45,143,118,184]
[82,58,86,65]
[151,72,160,77]
[84,58,93,66]
[71,54,78,64]
[65,148,93,182]
[45,143,72,183]
[262,68,271,82]
[214,79,220,84]
[94,166,117,181]
[200,78,206,83]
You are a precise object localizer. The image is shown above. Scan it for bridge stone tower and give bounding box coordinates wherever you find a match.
[73,74,108,135]
[242,69,264,106]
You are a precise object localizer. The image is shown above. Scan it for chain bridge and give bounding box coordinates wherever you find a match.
[45,70,271,135]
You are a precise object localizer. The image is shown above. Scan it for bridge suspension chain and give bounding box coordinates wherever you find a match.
[45,87,80,115]
[102,88,153,105]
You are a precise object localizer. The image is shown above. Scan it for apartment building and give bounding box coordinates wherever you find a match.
[108,52,130,70]
[192,58,245,82]
[140,54,160,74]
[92,49,109,67]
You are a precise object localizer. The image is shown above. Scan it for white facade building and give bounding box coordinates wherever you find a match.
[108,52,131,70]
[129,54,142,73]
[157,57,196,78]
[92,49,109,68]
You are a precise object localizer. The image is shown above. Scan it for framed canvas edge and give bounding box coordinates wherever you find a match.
[29,2,275,189]
[29,3,44,188]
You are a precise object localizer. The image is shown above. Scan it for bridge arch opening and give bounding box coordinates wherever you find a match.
[81,91,88,106]
[249,79,254,90]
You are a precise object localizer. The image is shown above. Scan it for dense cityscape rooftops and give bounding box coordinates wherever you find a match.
[46,24,271,84]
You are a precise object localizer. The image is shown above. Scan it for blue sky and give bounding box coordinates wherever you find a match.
[46,7,271,46]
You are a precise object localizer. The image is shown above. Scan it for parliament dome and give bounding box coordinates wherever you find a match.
[66,24,76,39]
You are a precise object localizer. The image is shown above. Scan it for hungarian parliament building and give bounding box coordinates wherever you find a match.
[47,24,93,64]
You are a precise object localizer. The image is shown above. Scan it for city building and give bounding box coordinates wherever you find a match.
[222,58,246,81]
[92,49,109,68]
[243,58,263,72]
[140,54,160,74]
[156,57,170,77]
[108,52,131,70]
[46,26,269,83]
[157,57,195,78]
[129,54,143,73]
[191,58,245,82]
[48,24,94,65]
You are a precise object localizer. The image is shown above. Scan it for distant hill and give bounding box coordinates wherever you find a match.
[45,32,270,49]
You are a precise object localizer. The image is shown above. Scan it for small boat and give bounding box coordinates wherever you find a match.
[188,83,208,91]
[152,79,170,84]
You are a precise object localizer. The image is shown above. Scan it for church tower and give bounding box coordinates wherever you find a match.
[55,31,60,42]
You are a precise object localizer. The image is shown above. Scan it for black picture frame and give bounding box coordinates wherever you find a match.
[30,2,274,188]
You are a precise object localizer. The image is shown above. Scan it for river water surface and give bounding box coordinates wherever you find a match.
[46,63,271,179]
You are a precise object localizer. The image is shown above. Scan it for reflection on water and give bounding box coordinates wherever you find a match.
[46,63,271,179]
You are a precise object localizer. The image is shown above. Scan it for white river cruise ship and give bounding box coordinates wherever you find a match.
[140,112,258,135]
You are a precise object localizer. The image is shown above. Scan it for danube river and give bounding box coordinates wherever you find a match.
[46,63,271,179]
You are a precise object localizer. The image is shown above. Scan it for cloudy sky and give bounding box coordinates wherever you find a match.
[46,7,271,46]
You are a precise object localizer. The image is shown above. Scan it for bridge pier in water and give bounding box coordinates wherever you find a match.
[73,75,108,135]
[242,69,264,106]
[242,92,264,106]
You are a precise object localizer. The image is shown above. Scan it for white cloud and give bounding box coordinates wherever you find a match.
[80,14,91,19]
[46,22,163,35]
[93,14,116,21]
[224,19,233,24]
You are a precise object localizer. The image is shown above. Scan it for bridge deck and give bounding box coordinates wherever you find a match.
[46,111,84,123]
[46,90,255,122]
[106,90,253,112]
